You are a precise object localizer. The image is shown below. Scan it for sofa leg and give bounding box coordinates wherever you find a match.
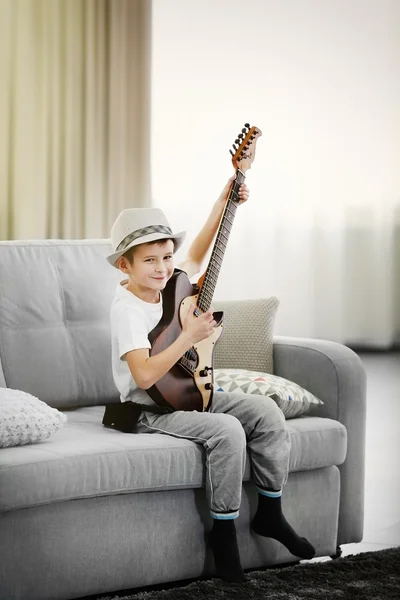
[330,545,342,559]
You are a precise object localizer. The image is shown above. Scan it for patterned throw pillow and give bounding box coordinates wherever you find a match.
[0,388,67,448]
[214,369,323,419]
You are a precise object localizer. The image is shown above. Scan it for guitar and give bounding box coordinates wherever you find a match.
[147,123,262,412]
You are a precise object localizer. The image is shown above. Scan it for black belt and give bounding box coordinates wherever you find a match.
[102,401,172,433]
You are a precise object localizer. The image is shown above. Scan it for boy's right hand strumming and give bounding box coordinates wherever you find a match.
[182,304,217,345]
[125,304,218,390]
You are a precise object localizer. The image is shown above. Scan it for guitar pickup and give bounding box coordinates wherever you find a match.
[179,355,196,375]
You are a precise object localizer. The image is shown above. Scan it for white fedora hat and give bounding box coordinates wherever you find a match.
[106,208,186,268]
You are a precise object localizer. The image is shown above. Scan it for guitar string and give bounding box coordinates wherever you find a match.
[182,174,245,366]
[191,177,242,315]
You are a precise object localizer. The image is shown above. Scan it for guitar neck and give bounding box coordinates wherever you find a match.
[197,170,246,312]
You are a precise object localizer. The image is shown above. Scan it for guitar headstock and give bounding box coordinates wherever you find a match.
[229,123,262,173]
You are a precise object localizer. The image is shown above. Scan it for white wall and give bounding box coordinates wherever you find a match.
[151,0,400,345]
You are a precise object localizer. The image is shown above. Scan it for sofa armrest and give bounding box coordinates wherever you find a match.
[273,335,367,545]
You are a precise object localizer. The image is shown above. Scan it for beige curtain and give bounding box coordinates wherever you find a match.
[0,0,151,240]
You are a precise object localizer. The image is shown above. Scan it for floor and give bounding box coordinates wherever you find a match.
[308,350,400,562]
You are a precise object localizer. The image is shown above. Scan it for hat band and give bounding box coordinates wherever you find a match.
[116,225,173,253]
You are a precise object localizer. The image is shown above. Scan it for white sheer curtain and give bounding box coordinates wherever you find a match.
[0,0,151,240]
[151,0,400,348]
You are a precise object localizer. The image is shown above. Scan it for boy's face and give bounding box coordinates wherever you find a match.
[117,239,175,293]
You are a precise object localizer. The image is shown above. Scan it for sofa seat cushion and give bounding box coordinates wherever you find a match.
[0,406,347,512]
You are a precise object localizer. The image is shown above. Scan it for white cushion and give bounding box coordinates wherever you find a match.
[214,369,324,419]
[0,388,67,448]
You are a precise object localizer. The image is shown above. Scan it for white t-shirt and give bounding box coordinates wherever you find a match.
[110,279,163,406]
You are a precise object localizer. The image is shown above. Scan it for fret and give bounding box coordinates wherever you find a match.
[211,247,224,261]
[236,169,245,183]
[225,207,237,219]
[201,279,214,296]
[222,219,233,229]
[216,231,228,241]
[226,198,237,208]
[201,289,213,304]
[202,284,215,300]
[216,233,228,243]
[205,268,217,283]
[200,285,213,301]
[204,271,218,286]
[204,286,213,300]
[211,258,220,269]
[208,263,219,279]
[203,275,217,291]
[212,248,224,263]
[201,288,213,304]
[225,204,236,216]
[206,266,220,280]
[214,240,226,253]
[203,280,216,295]
[216,240,227,252]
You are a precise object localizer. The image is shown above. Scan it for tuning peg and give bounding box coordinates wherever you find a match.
[244,122,250,128]
[235,138,240,144]
[238,133,244,139]
[232,143,237,150]
[241,128,247,134]
[229,149,234,156]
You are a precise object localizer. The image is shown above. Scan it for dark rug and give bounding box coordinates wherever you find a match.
[89,547,400,600]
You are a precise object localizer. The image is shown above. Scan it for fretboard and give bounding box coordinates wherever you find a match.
[197,170,245,312]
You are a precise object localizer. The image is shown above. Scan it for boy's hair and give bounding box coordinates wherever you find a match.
[122,238,176,265]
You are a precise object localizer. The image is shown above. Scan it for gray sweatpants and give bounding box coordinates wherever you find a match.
[135,391,291,519]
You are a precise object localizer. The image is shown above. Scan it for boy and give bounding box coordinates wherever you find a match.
[106,177,315,583]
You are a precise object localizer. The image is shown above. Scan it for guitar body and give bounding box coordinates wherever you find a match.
[146,123,261,412]
[147,269,224,412]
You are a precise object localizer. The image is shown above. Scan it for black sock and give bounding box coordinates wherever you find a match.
[251,492,316,559]
[208,518,246,583]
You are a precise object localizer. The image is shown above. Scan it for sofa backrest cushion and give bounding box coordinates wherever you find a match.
[0,240,123,408]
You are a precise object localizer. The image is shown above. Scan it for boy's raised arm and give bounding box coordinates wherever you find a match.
[177,176,249,278]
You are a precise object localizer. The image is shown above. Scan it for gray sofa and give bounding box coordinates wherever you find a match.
[0,239,367,600]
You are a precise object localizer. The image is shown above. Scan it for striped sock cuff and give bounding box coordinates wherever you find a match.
[256,487,282,498]
[210,510,239,520]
